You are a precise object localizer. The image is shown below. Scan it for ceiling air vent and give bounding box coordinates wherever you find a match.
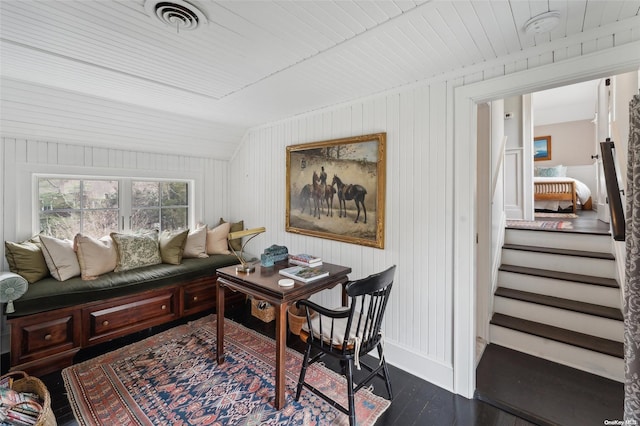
[145,0,208,32]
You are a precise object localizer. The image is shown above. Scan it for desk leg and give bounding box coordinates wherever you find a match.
[216,279,225,364]
[274,301,288,410]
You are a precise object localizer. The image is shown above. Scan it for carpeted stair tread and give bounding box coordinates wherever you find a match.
[502,243,615,260]
[494,287,623,321]
[490,313,623,358]
[499,264,619,288]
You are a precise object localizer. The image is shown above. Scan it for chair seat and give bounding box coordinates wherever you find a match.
[301,308,362,349]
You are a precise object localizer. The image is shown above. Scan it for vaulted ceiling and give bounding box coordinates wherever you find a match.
[1,1,639,157]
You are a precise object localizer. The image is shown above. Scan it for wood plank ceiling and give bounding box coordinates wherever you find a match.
[1,0,639,156]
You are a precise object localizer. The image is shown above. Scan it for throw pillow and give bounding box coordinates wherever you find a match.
[219,218,243,251]
[159,229,189,265]
[39,235,81,281]
[111,231,162,272]
[4,237,49,283]
[183,224,209,259]
[207,222,231,255]
[74,234,117,280]
[534,165,566,177]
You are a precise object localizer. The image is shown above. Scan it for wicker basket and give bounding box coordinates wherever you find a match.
[1,371,56,426]
[251,298,275,323]
[288,305,316,336]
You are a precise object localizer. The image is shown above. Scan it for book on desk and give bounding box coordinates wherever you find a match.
[288,254,322,267]
[279,265,329,283]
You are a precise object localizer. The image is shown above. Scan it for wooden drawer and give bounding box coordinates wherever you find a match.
[83,289,178,346]
[183,277,217,315]
[9,307,81,369]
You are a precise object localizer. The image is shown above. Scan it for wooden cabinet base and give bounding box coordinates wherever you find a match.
[8,276,237,376]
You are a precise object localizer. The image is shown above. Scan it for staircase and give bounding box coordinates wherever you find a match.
[489,226,624,382]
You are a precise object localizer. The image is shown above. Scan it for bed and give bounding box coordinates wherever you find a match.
[534,176,592,213]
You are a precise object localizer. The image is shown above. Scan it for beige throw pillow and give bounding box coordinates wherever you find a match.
[74,234,117,280]
[219,218,243,251]
[183,224,208,259]
[159,229,189,265]
[39,235,81,281]
[4,237,49,283]
[206,222,231,255]
[111,231,162,272]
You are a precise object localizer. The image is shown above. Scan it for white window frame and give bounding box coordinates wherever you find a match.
[33,173,196,235]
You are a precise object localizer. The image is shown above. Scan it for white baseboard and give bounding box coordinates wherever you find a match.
[382,339,454,393]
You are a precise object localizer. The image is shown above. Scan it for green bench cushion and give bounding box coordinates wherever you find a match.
[9,255,238,317]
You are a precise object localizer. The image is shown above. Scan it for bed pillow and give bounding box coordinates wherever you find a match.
[111,231,162,272]
[74,234,117,280]
[207,222,231,255]
[534,165,566,177]
[183,224,209,259]
[39,235,81,281]
[4,237,50,283]
[159,229,189,265]
[219,218,243,251]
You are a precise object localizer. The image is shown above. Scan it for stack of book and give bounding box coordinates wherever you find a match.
[288,253,322,267]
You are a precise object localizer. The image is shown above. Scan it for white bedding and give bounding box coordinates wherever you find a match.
[534,177,592,211]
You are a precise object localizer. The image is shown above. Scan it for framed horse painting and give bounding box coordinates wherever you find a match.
[286,132,386,249]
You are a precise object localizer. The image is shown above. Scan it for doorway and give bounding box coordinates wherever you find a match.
[452,42,640,398]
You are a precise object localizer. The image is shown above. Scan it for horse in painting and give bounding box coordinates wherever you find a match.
[331,174,367,223]
[299,184,312,214]
[311,171,323,219]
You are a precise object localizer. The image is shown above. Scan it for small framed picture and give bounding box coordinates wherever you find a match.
[534,136,551,161]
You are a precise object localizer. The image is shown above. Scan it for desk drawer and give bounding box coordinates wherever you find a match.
[83,289,178,346]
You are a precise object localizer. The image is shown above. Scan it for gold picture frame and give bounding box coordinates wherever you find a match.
[534,135,552,161]
[286,133,386,249]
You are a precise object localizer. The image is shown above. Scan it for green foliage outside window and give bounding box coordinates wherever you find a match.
[38,178,189,239]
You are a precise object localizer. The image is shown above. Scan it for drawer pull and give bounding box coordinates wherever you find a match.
[161,305,167,310]
[193,296,198,301]
[102,320,109,326]
[44,334,52,341]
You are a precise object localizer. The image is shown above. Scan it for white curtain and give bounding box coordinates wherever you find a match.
[625,93,640,422]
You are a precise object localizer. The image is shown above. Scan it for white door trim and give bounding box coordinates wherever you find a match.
[453,40,640,398]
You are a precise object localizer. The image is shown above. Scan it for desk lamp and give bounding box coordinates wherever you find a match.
[227,227,266,273]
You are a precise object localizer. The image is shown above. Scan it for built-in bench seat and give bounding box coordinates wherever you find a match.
[7,254,243,376]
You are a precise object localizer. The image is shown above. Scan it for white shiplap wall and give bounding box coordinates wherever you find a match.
[0,138,230,261]
[229,26,640,393]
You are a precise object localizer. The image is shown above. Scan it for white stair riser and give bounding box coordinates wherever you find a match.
[494,296,623,342]
[498,271,621,308]
[490,325,623,382]
[505,229,612,253]
[501,249,616,279]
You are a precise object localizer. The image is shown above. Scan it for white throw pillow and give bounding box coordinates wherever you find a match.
[183,224,209,259]
[39,235,81,281]
[206,222,231,255]
[74,234,117,280]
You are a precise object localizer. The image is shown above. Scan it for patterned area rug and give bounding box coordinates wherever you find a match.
[534,212,578,218]
[63,315,390,426]
[507,220,573,230]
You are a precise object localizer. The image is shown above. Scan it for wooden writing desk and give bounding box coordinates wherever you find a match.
[216,261,351,409]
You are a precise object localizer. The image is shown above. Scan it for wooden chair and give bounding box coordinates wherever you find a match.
[294,265,396,426]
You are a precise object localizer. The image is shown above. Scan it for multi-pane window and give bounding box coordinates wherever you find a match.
[131,181,188,232]
[37,177,189,238]
[39,178,119,239]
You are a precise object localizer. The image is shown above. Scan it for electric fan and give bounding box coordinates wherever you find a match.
[0,272,28,314]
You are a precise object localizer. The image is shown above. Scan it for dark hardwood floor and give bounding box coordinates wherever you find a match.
[2,302,534,426]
